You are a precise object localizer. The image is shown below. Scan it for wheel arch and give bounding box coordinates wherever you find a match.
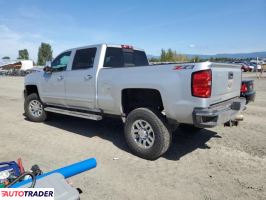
[24,85,39,97]
[121,88,164,116]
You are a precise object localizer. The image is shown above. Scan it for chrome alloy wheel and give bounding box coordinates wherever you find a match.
[29,100,43,117]
[131,119,155,149]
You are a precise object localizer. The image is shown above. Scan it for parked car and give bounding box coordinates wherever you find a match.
[247,62,255,71]
[250,62,262,72]
[233,62,252,72]
[0,69,8,76]
[241,63,252,72]
[24,44,247,160]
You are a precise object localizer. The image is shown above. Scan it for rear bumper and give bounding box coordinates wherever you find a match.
[193,97,246,128]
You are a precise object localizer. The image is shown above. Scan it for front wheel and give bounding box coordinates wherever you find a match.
[124,108,172,160]
[24,93,47,122]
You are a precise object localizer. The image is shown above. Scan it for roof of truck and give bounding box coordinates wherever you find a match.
[63,43,144,53]
[106,44,144,51]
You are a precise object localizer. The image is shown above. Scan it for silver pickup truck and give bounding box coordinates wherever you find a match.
[24,44,246,160]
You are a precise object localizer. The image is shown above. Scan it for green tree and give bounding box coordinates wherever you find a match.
[18,49,29,60]
[166,48,174,61]
[208,57,234,62]
[160,49,166,61]
[209,57,214,62]
[173,53,190,62]
[149,57,160,62]
[2,56,10,60]
[191,56,201,62]
[37,43,53,66]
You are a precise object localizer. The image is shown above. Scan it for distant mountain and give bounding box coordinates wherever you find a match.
[148,51,266,59]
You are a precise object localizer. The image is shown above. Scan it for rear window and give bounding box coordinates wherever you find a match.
[104,47,148,68]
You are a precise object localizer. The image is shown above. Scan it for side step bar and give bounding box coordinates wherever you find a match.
[44,107,103,121]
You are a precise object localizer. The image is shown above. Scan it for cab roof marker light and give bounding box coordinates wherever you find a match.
[121,45,133,49]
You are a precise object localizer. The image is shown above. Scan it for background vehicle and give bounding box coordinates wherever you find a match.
[24,44,247,160]
[247,62,254,71]
[233,62,252,72]
[239,63,252,72]
[250,62,262,72]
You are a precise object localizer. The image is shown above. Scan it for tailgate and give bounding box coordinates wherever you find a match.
[210,63,241,104]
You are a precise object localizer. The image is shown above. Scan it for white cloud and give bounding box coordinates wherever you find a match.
[189,44,195,48]
[0,24,51,61]
[0,23,120,62]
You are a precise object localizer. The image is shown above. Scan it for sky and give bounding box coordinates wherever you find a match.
[0,0,265,61]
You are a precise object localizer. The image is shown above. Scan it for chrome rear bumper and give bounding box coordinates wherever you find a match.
[193,97,246,128]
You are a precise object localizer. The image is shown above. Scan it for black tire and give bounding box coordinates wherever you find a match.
[24,93,47,122]
[124,108,172,160]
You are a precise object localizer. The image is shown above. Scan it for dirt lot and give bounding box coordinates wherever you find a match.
[0,74,265,200]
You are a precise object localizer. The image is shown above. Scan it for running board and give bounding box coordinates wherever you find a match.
[44,107,103,121]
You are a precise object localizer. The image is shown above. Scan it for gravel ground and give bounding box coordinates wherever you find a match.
[0,74,265,200]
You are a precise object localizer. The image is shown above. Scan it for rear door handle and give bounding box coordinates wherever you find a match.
[84,75,93,80]
[57,75,64,80]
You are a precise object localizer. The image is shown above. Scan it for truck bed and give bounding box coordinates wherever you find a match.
[97,61,242,124]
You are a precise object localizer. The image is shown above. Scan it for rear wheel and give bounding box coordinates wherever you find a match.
[124,108,172,160]
[24,93,47,122]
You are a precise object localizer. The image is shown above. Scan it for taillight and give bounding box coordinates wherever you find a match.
[241,83,248,93]
[192,70,212,98]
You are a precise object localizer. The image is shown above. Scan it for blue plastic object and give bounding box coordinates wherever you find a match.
[0,161,21,177]
[11,158,97,188]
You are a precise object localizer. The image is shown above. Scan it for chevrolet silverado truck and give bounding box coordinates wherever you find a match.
[24,44,246,160]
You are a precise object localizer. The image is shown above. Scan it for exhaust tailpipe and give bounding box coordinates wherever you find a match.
[224,120,238,127]
[235,114,244,121]
[224,114,244,127]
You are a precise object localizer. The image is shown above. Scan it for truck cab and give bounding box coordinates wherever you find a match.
[25,44,148,111]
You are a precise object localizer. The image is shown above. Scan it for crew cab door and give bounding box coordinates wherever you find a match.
[39,51,72,106]
[64,47,97,109]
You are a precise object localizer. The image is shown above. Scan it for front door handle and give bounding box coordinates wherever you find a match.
[84,75,93,80]
[57,75,64,80]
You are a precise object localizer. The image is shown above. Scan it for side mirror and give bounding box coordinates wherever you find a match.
[43,66,53,73]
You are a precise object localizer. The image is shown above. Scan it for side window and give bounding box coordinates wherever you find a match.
[103,47,123,67]
[72,48,97,70]
[51,51,71,71]
[134,50,149,66]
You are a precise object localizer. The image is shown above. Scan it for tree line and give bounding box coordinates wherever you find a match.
[1,42,53,66]
[149,48,252,63]
[149,48,203,63]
